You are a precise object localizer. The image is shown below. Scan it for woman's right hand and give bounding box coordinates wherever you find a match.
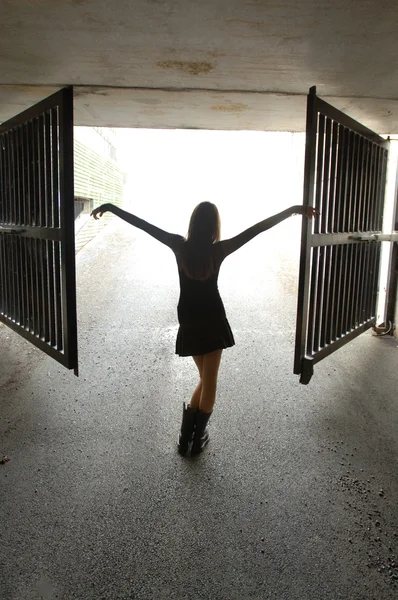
[91,204,109,220]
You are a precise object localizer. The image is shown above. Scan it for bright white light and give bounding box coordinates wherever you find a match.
[116,129,305,247]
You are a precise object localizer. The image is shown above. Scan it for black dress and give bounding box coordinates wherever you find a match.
[118,213,259,357]
[175,253,235,357]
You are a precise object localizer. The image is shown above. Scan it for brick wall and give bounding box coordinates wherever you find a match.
[74,135,124,253]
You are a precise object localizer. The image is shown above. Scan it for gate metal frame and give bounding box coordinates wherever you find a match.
[294,86,396,384]
[385,166,398,328]
[0,87,78,373]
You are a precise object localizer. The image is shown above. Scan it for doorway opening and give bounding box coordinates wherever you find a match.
[82,127,395,337]
[82,129,310,355]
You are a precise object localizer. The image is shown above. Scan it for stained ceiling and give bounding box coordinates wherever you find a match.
[1,0,397,133]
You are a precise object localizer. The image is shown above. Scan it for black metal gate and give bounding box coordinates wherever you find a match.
[294,87,389,384]
[0,87,78,373]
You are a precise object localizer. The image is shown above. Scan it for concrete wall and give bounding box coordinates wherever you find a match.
[1,1,398,132]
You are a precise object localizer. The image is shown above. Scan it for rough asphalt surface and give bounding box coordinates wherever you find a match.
[1,218,398,600]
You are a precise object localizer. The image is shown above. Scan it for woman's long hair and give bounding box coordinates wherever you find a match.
[180,202,221,280]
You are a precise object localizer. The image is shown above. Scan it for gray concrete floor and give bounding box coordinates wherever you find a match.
[1,218,398,600]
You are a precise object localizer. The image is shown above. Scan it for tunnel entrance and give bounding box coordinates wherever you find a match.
[1,88,397,380]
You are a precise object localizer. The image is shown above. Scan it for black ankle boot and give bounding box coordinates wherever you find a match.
[191,410,212,455]
[178,402,196,455]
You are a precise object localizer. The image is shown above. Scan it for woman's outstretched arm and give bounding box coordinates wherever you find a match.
[91,203,182,250]
[219,205,318,258]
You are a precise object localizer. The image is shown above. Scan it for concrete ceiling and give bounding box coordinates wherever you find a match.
[1,0,398,133]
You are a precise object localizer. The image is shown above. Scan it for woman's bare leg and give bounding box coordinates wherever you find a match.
[190,355,204,409]
[199,349,223,413]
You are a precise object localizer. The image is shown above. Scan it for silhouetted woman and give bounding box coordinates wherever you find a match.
[91,201,317,456]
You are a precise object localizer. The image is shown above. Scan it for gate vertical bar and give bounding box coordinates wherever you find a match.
[294,86,318,382]
[58,88,78,374]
